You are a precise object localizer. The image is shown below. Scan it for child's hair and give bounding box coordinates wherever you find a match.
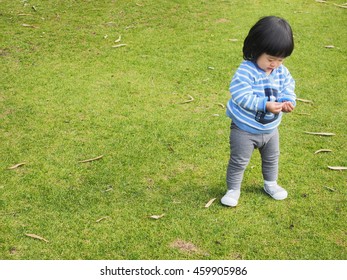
[243,16,294,61]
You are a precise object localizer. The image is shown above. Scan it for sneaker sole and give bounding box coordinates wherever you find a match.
[221,197,238,207]
[264,188,288,200]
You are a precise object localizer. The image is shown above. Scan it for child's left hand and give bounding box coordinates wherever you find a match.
[282,101,294,112]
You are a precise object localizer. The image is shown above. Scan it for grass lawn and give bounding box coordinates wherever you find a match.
[1,0,346,260]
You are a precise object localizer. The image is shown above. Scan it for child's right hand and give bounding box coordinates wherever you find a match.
[281,101,294,112]
[266,102,283,114]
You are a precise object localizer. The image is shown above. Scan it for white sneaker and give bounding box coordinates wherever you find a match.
[221,189,240,207]
[264,183,288,200]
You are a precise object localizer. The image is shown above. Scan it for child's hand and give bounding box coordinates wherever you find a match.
[281,101,294,112]
[266,102,283,114]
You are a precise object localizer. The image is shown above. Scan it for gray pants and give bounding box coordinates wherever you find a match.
[226,123,279,190]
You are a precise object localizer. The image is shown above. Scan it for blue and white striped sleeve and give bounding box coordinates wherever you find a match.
[229,68,267,112]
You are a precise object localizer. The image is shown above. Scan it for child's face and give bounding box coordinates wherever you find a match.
[256,53,284,74]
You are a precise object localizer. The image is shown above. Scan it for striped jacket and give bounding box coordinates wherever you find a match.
[226,60,296,134]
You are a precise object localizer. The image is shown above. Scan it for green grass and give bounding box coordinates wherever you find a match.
[1,0,346,260]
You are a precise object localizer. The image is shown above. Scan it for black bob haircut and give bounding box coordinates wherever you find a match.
[243,16,294,61]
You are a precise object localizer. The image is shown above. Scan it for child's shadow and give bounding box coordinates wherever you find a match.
[243,184,265,196]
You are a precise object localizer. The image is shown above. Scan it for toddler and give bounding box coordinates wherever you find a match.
[221,16,296,207]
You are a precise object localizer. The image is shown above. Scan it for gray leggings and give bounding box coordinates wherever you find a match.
[226,123,279,190]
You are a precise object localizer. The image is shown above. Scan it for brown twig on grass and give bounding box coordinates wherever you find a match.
[78,155,103,163]
[180,95,194,104]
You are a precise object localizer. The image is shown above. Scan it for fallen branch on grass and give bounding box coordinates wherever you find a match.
[333,3,347,8]
[323,186,336,192]
[314,149,332,154]
[180,95,194,104]
[149,214,165,220]
[112,44,127,48]
[96,216,110,223]
[22,23,38,28]
[328,166,347,171]
[204,198,216,208]
[304,132,335,136]
[78,155,103,163]
[296,113,311,116]
[316,0,347,8]
[25,233,49,243]
[8,163,26,170]
[114,35,122,43]
[296,98,313,103]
